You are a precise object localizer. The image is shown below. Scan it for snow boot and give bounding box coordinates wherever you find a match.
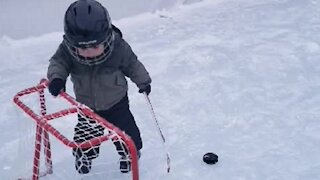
[119,151,141,173]
[119,156,131,173]
[75,155,92,174]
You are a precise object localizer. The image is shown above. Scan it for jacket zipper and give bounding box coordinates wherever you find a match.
[89,66,96,109]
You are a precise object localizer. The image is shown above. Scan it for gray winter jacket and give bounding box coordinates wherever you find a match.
[47,32,151,111]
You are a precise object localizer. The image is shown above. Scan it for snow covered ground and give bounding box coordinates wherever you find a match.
[0,0,202,39]
[1,0,320,179]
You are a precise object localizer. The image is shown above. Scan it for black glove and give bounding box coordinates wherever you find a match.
[48,78,66,96]
[139,84,151,95]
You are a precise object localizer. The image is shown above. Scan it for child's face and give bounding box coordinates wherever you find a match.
[77,44,104,58]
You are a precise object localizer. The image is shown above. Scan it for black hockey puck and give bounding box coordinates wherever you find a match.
[203,152,218,165]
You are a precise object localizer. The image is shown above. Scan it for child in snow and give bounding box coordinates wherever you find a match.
[47,0,151,174]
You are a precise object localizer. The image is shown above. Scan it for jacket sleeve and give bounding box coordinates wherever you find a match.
[120,39,152,89]
[47,43,71,82]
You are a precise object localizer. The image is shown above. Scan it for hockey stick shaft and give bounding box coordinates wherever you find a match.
[143,93,171,173]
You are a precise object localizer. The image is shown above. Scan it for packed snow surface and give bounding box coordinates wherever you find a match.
[1,0,320,179]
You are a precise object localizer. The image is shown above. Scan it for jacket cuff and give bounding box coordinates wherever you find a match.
[137,79,151,90]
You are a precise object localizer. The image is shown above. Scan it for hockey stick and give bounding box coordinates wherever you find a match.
[143,93,171,173]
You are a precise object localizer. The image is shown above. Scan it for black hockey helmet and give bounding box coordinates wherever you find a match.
[63,0,114,65]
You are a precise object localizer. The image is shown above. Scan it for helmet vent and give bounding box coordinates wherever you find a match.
[88,5,92,14]
[73,8,77,16]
